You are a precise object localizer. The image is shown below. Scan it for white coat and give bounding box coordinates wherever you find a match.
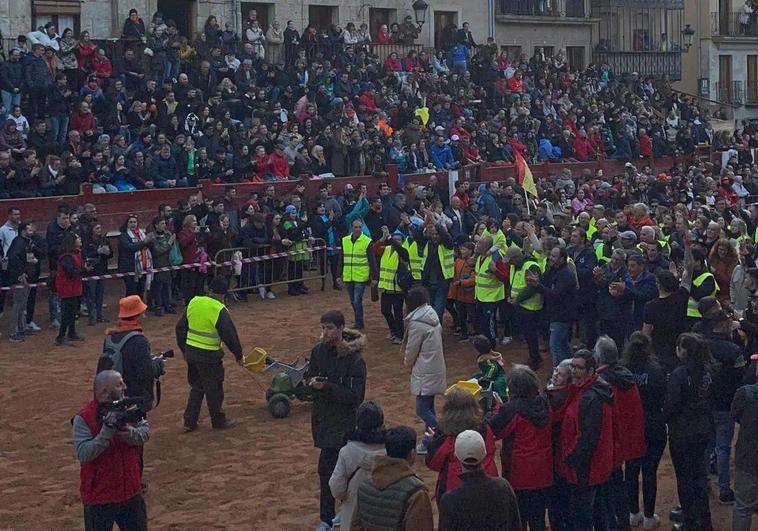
[402,304,447,396]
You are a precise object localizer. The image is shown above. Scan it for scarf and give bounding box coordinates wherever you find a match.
[105,319,143,336]
[128,228,153,289]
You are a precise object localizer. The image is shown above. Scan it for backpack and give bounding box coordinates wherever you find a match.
[169,241,183,266]
[397,260,413,292]
[97,331,143,374]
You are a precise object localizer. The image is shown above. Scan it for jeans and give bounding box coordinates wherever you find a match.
[84,494,148,531]
[426,279,450,322]
[9,286,29,336]
[49,291,60,324]
[549,321,572,365]
[58,296,79,340]
[124,276,146,298]
[380,291,404,338]
[626,436,667,517]
[150,274,171,312]
[27,286,37,324]
[515,488,547,531]
[318,448,340,524]
[477,301,499,347]
[183,360,226,428]
[415,395,437,430]
[707,410,735,493]
[569,484,597,530]
[1,89,21,115]
[578,304,597,348]
[732,469,757,531]
[346,282,366,329]
[85,279,104,322]
[516,307,542,365]
[670,435,713,530]
[164,59,179,82]
[49,115,69,145]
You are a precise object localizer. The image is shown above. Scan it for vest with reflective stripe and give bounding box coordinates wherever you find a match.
[186,296,225,351]
[595,243,610,264]
[510,260,544,311]
[475,255,505,302]
[404,240,426,281]
[687,272,719,318]
[438,245,454,280]
[342,233,371,282]
[378,246,402,292]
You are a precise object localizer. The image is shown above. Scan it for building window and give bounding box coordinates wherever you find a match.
[241,2,274,34]
[566,46,585,70]
[308,5,338,32]
[748,55,758,104]
[369,8,397,39]
[534,45,554,59]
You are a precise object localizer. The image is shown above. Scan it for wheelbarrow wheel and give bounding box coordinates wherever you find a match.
[268,393,291,418]
[265,388,274,402]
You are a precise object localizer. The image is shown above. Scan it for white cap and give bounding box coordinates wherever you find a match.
[454,430,486,465]
[451,134,460,141]
[435,125,444,132]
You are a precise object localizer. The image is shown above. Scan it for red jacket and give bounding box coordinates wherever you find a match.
[639,134,652,157]
[599,364,646,466]
[178,228,198,264]
[506,77,524,93]
[70,111,96,134]
[94,57,113,80]
[77,399,141,505]
[56,251,84,298]
[383,57,402,72]
[573,136,595,161]
[269,152,290,180]
[558,373,615,486]
[426,425,499,499]
[490,396,554,490]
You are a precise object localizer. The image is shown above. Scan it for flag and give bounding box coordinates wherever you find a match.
[515,151,538,198]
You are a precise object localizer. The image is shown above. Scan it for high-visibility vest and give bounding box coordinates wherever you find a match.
[378,246,402,292]
[475,255,505,302]
[185,296,225,351]
[687,272,720,318]
[595,242,611,264]
[404,240,426,281]
[509,260,543,311]
[282,220,309,262]
[342,233,371,282]
[438,245,455,280]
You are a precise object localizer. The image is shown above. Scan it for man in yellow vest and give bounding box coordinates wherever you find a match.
[506,247,544,369]
[375,226,410,344]
[176,276,243,432]
[474,235,507,347]
[413,211,455,321]
[686,248,719,328]
[338,219,376,330]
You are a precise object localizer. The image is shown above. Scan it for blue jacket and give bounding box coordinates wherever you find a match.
[431,143,454,169]
[538,139,561,161]
[624,270,659,330]
[448,44,468,67]
[477,189,501,223]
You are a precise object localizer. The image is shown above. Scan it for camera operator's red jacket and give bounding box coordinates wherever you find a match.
[77,400,141,505]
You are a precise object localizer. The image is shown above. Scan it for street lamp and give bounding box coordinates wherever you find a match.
[412,0,429,29]
[682,24,695,52]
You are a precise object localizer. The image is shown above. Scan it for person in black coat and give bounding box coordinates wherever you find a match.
[6,222,37,341]
[305,310,367,530]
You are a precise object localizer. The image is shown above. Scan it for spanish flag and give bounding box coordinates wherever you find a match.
[515,151,538,198]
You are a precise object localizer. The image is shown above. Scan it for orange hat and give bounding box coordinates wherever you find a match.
[657,172,669,181]
[119,295,147,319]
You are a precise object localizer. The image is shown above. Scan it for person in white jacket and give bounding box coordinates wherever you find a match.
[328,401,386,530]
[26,23,59,51]
[402,286,447,454]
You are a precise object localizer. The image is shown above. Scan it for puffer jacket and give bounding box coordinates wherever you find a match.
[0,59,24,92]
[24,54,53,88]
[402,304,447,396]
[329,439,386,530]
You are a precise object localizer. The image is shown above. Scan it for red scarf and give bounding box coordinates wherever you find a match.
[131,229,148,270]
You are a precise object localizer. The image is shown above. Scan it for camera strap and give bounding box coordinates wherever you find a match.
[154,379,162,408]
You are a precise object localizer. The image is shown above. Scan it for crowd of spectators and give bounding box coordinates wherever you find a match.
[1,9,755,202]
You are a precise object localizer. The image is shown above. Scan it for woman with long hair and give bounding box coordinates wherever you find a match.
[708,237,738,306]
[55,232,88,346]
[426,388,499,500]
[118,214,153,297]
[622,331,667,529]
[664,333,715,530]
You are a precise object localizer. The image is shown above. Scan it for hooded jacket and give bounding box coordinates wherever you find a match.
[330,439,386,530]
[663,363,714,443]
[307,329,367,449]
[402,304,447,397]
[490,395,553,490]
[625,357,667,443]
[598,364,646,466]
[702,332,747,412]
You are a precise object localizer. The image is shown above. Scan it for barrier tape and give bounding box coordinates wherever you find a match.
[1,245,341,291]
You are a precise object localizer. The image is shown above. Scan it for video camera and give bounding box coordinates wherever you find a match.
[98,397,146,430]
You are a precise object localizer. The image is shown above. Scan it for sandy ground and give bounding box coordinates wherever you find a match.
[0,281,734,530]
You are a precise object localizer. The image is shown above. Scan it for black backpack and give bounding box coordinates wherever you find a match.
[397,260,413,292]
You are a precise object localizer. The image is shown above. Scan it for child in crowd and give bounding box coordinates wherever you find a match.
[448,241,476,340]
[471,334,508,401]
[11,106,29,138]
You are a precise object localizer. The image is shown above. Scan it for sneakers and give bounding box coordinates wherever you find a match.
[26,321,41,332]
[391,336,402,345]
[266,291,276,299]
[630,512,643,527]
[719,488,735,505]
[500,336,512,346]
[415,442,428,455]
[669,506,683,523]
[643,514,660,530]
[9,334,24,343]
[315,522,331,531]
[50,319,61,330]
[183,424,197,433]
[258,286,267,299]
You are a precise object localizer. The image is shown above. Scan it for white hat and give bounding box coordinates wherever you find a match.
[451,134,460,141]
[454,430,486,466]
[434,125,444,132]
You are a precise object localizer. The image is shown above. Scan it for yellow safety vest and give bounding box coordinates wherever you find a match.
[595,242,610,264]
[438,245,455,280]
[378,246,402,292]
[483,228,509,250]
[282,220,309,262]
[475,255,505,302]
[687,272,720,318]
[342,233,371,282]
[509,260,544,312]
[185,296,225,351]
[404,240,426,281]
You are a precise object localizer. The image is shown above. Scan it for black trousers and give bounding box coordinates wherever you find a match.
[597,468,630,531]
[455,301,475,338]
[58,296,79,340]
[626,435,667,517]
[380,292,405,338]
[84,494,148,531]
[320,253,339,287]
[318,447,340,524]
[670,436,713,530]
[515,488,548,531]
[547,478,572,531]
[516,307,542,365]
[180,269,204,305]
[183,360,226,428]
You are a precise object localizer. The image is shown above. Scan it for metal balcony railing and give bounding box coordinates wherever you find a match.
[498,0,585,17]
[711,12,758,38]
[715,80,745,105]
[593,51,681,80]
[746,84,758,105]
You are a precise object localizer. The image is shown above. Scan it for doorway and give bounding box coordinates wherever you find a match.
[157,0,195,37]
[719,55,732,103]
[369,8,397,38]
[241,3,273,32]
[308,5,338,31]
[434,10,458,49]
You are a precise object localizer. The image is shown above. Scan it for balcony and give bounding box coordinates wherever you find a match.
[715,81,745,105]
[497,0,587,19]
[711,12,758,39]
[748,84,758,105]
[593,51,681,80]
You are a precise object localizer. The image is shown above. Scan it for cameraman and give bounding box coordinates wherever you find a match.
[72,370,149,531]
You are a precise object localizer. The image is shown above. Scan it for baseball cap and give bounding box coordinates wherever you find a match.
[451,134,460,141]
[619,230,637,241]
[434,125,444,132]
[284,205,297,215]
[454,430,486,466]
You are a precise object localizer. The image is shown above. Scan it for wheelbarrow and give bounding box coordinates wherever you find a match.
[243,348,314,418]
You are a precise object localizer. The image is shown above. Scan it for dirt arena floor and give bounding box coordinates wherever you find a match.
[0,279,734,530]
